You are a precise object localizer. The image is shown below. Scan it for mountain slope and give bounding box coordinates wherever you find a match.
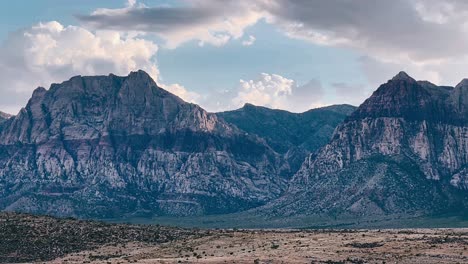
[0,71,290,218]
[0,111,11,124]
[218,104,356,154]
[218,104,356,174]
[265,72,468,218]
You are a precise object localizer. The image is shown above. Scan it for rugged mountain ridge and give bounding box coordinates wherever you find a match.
[218,104,355,174]
[0,111,11,123]
[0,71,292,218]
[219,103,355,153]
[2,70,468,224]
[267,72,468,217]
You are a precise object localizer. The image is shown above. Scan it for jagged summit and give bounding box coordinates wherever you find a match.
[126,69,155,83]
[349,71,468,123]
[31,86,47,98]
[242,103,258,108]
[273,72,468,219]
[349,71,432,121]
[456,78,468,88]
[0,70,287,218]
[391,71,415,82]
[1,69,236,145]
[239,103,289,113]
[129,69,151,76]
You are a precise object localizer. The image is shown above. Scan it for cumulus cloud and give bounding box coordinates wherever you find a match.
[126,0,137,8]
[77,0,468,61]
[242,35,256,46]
[0,21,197,114]
[161,83,200,103]
[232,73,324,112]
[78,1,264,49]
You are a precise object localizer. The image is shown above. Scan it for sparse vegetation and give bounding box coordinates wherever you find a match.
[0,212,207,263]
[1,212,467,263]
[345,241,384,248]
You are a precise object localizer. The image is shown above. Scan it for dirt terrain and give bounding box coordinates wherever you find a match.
[48,229,468,264]
[1,213,468,263]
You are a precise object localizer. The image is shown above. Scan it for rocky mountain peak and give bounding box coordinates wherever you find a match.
[349,72,432,121]
[0,70,290,218]
[32,86,47,96]
[243,103,256,108]
[239,103,275,114]
[128,69,152,78]
[391,71,415,82]
[0,70,235,145]
[281,71,468,218]
[450,79,468,114]
[29,87,47,105]
[455,78,468,89]
[125,70,158,87]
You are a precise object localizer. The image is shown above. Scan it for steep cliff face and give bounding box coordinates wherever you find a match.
[276,72,468,217]
[0,71,288,218]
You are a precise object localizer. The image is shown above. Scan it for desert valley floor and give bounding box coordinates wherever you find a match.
[1,213,468,264]
[51,229,468,264]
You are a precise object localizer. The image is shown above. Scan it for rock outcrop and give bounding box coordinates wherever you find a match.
[269,72,468,217]
[268,72,468,218]
[3,70,468,222]
[297,72,468,185]
[0,71,289,218]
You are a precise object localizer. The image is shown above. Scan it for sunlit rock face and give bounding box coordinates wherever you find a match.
[271,72,468,217]
[0,70,291,218]
[295,72,468,184]
[2,69,468,221]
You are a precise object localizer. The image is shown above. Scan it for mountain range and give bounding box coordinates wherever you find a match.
[0,71,351,218]
[0,70,467,225]
[265,72,468,219]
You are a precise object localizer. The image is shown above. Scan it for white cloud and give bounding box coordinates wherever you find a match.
[79,1,264,49]
[161,83,200,103]
[261,0,468,86]
[263,0,468,62]
[0,21,200,114]
[78,0,468,61]
[76,0,468,86]
[232,73,324,112]
[126,0,137,8]
[242,35,256,46]
[233,73,293,109]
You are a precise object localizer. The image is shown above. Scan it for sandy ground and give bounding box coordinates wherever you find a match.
[44,228,468,264]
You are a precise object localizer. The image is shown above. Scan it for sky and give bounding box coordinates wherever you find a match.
[1,0,468,114]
